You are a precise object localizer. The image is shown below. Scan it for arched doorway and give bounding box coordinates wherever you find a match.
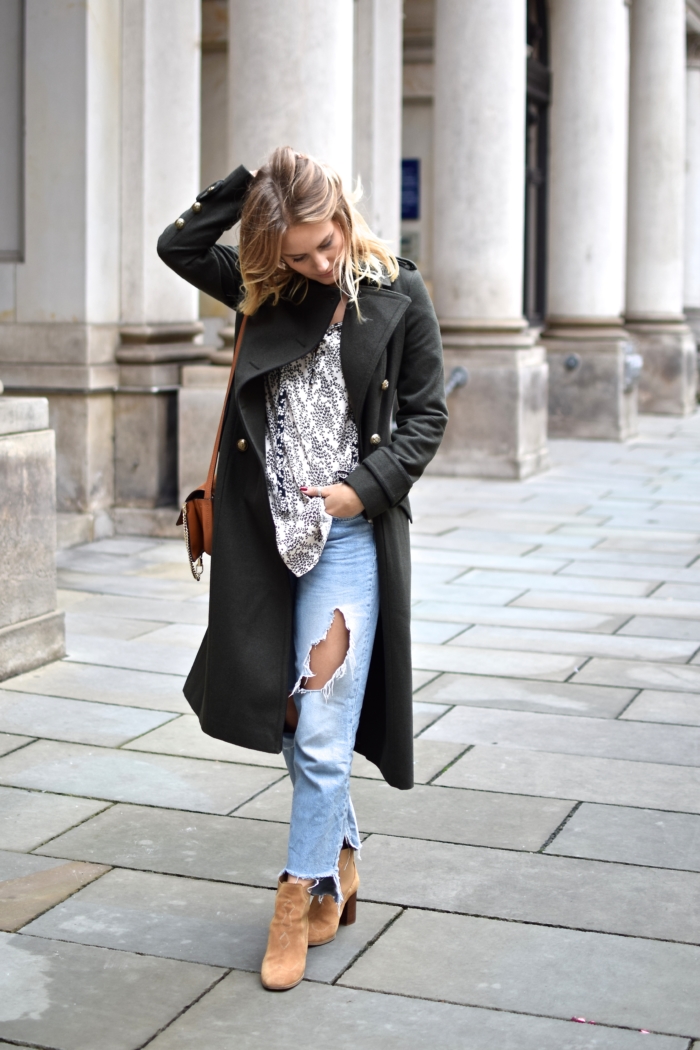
[524,0,550,326]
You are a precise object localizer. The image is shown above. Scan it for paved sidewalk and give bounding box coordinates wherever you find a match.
[1,413,700,1049]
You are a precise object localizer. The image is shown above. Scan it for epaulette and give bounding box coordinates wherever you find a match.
[397,256,417,271]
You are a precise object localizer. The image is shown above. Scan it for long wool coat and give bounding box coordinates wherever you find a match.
[158,166,447,790]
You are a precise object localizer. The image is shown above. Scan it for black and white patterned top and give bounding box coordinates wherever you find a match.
[264,322,359,577]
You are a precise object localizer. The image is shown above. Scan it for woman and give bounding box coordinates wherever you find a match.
[158,147,447,991]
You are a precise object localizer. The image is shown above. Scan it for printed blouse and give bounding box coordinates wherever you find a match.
[263,322,359,576]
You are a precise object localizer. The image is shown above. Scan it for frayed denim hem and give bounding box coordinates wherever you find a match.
[280,868,342,905]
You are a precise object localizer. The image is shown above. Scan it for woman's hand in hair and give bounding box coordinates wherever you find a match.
[300,483,364,518]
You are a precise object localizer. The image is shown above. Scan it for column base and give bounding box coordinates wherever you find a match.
[115,323,208,508]
[428,323,549,479]
[542,320,639,440]
[625,317,698,416]
[0,396,65,680]
[684,306,700,347]
[0,611,66,682]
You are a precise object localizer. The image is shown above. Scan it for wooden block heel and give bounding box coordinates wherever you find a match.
[340,891,357,926]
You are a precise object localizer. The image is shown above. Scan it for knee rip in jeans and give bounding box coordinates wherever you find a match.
[292,607,356,700]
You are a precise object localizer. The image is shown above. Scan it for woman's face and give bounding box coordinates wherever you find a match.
[280,221,344,285]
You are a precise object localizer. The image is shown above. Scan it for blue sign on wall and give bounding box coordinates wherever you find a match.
[401,159,420,221]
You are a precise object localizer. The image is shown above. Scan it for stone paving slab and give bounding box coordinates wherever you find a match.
[57,569,198,601]
[619,690,700,726]
[448,625,697,662]
[410,582,527,605]
[654,583,700,602]
[531,547,694,568]
[0,850,74,881]
[0,740,284,814]
[436,746,700,813]
[65,635,196,677]
[409,543,569,574]
[136,622,207,649]
[414,673,635,717]
[410,699,449,732]
[0,660,191,713]
[23,867,400,983]
[411,642,580,680]
[123,714,288,767]
[572,658,700,693]
[351,738,464,783]
[545,803,700,872]
[59,591,210,626]
[355,834,700,943]
[145,970,683,1050]
[34,804,290,886]
[411,599,627,633]
[0,733,32,757]
[0,931,223,1050]
[451,569,656,597]
[410,619,466,644]
[237,777,573,851]
[618,616,700,641]
[421,706,700,766]
[559,561,699,584]
[513,590,700,621]
[0,787,110,851]
[0,691,176,746]
[66,612,169,640]
[1,860,109,931]
[338,910,700,1038]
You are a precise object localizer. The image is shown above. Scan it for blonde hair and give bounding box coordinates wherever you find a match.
[237,146,399,316]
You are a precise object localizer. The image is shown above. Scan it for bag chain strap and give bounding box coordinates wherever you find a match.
[182,503,203,581]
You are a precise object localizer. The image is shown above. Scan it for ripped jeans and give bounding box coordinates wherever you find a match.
[282,514,379,902]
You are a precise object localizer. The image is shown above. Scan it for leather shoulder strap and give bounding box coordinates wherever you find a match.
[203,314,248,499]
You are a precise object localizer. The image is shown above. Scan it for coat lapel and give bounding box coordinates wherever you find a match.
[234,278,410,466]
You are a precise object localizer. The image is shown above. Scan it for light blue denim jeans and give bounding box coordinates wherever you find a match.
[282,514,379,903]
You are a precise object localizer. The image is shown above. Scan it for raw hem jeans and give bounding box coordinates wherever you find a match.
[282,514,379,903]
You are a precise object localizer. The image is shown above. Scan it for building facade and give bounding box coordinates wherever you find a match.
[0,0,698,545]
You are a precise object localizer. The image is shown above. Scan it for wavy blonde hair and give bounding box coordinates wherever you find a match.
[237,146,399,316]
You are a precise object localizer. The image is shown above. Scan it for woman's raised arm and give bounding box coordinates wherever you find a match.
[157,165,254,308]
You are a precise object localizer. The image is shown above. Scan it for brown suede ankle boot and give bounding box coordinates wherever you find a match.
[260,876,312,991]
[308,847,359,947]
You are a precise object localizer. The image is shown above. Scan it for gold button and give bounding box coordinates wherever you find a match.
[208,184,216,191]
[192,202,202,212]
[237,438,248,452]
[175,217,185,229]
[381,379,389,391]
[370,434,381,445]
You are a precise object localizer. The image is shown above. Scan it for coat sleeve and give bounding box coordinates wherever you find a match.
[156,165,254,308]
[346,269,448,519]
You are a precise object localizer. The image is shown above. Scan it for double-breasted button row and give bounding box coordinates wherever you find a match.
[237,438,248,451]
[175,217,185,229]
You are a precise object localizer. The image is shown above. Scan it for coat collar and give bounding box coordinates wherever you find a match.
[234,279,410,465]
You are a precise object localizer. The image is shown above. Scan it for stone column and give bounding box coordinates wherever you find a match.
[0,0,121,537]
[543,0,637,440]
[684,34,700,354]
[228,0,354,179]
[0,393,65,680]
[353,0,403,251]
[626,0,697,415]
[430,0,548,478]
[115,0,208,532]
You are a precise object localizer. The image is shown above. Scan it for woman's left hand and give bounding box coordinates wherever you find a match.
[301,483,364,518]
